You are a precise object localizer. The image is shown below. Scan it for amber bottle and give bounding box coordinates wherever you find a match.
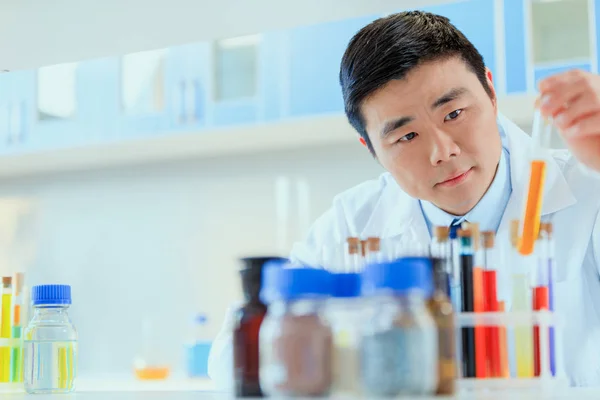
[233,256,285,397]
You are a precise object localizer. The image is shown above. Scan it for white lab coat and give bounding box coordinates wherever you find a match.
[207,113,600,389]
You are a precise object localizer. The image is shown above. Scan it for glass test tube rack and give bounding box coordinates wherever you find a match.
[0,337,25,392]
[455,309,568,392]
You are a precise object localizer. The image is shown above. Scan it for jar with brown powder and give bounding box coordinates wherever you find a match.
[259,266,333,397]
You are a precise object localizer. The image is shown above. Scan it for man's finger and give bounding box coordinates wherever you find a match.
[554,91,600,131]
[562,112,600,138]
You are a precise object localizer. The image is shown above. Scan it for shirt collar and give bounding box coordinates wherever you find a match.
[420,145,512,234]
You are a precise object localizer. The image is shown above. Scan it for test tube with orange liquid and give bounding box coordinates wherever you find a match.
[518,108,553,256]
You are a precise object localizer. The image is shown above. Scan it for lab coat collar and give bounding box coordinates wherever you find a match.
[360,112,577,242]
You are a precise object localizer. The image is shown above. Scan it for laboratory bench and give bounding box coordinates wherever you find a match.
[4,389,600,400]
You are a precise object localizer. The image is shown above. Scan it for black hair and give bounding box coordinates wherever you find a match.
[339,10,494,155]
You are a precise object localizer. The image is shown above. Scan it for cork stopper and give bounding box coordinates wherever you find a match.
[510,220,520,248]
[540,222,553,238]
[457,228,472,237]
[346,237,360,255]
[434,226,449,242]
[360,240,367,257]
[482,231,495,249]
[366,237,381,252]
[464,222,480,250]
[2,276,12,287]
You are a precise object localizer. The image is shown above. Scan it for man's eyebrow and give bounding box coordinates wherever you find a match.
[380,116,414,139]
[431,87,468,109]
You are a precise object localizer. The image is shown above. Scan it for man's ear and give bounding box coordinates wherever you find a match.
[485,68,498,113]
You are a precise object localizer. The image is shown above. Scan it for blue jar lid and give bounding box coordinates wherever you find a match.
[32,285,72,306]
[332,272,361,298]
[361,257,433,298]
[260,266,332,304]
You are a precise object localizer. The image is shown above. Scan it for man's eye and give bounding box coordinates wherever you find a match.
[398,132,417,142]
[444,109,463,121]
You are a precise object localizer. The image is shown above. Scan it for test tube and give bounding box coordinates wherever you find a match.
[430,227,451,297]
[11,273,24,383]
[543,222,556,376]
[360,239,368,263]
[457,228,476,378]
[449,226,462,316]
[533,225,550,377]
[345,238,362,272]
[365,237,381,265]
[510,220,534,378]
[519,108,552,256]
[481,231,501,377]
[465,223,487,379]
[0,277,12,383]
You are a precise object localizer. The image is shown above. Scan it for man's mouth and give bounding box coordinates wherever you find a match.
[436,167,473,187]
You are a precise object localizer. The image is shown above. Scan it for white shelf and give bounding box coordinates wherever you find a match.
[0,114,356,179]
[0,94,537,179]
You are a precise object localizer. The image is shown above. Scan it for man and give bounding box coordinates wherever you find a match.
[209,11,600,388]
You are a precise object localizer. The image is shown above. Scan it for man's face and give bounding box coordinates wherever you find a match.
[361,57,502,215]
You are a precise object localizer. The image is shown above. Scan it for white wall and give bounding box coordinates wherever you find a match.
[0,0,455,71]
[0,141,381,377]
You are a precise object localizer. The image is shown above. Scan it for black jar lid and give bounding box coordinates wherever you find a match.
[239,256,287,302]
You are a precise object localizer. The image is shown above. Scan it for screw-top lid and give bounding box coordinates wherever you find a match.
[260,267,332,304]
[332,272,361,298]
[32,284,72,306]
[362,257,433,298]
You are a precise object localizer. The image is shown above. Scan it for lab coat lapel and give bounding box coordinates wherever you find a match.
[359,175,431,246]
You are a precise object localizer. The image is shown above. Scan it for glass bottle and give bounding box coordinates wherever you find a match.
[23,284,77,394]
[233,256,286,397]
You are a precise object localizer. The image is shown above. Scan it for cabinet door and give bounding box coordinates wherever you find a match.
[209,35,261,127]
[25,63,82,150]
[76,57,120,144]
[118,48,172,138]
[167,42,210,132]
[530,0,593,88]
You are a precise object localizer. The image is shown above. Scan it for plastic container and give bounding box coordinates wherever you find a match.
[360,257,438,397]
[259,267,333,397]
[185,314,211,378]
[23,285,77,394]
[327,272,363,397]
[233,256,286,397]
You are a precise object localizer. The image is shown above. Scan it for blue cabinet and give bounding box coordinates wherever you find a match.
[3,0,600,159]
[425,0,497,80]
[288,15,379,118]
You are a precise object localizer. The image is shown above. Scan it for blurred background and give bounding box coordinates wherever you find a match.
[0,0,593,383]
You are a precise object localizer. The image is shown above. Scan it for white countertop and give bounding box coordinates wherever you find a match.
[3,389,600,400]
[2,378,600,399]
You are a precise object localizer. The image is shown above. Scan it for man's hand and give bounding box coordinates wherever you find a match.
[539,69,600,172]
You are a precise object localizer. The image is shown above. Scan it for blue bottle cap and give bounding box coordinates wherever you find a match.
[32,284,72,306]
[361,257,433,298]
[332,272,361,298]
[194,314,208,325]
[260,267,332,304]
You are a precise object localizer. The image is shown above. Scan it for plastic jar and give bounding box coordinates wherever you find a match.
[327,272,363,397]
[259,267,333,397]
[360,257,438,396]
